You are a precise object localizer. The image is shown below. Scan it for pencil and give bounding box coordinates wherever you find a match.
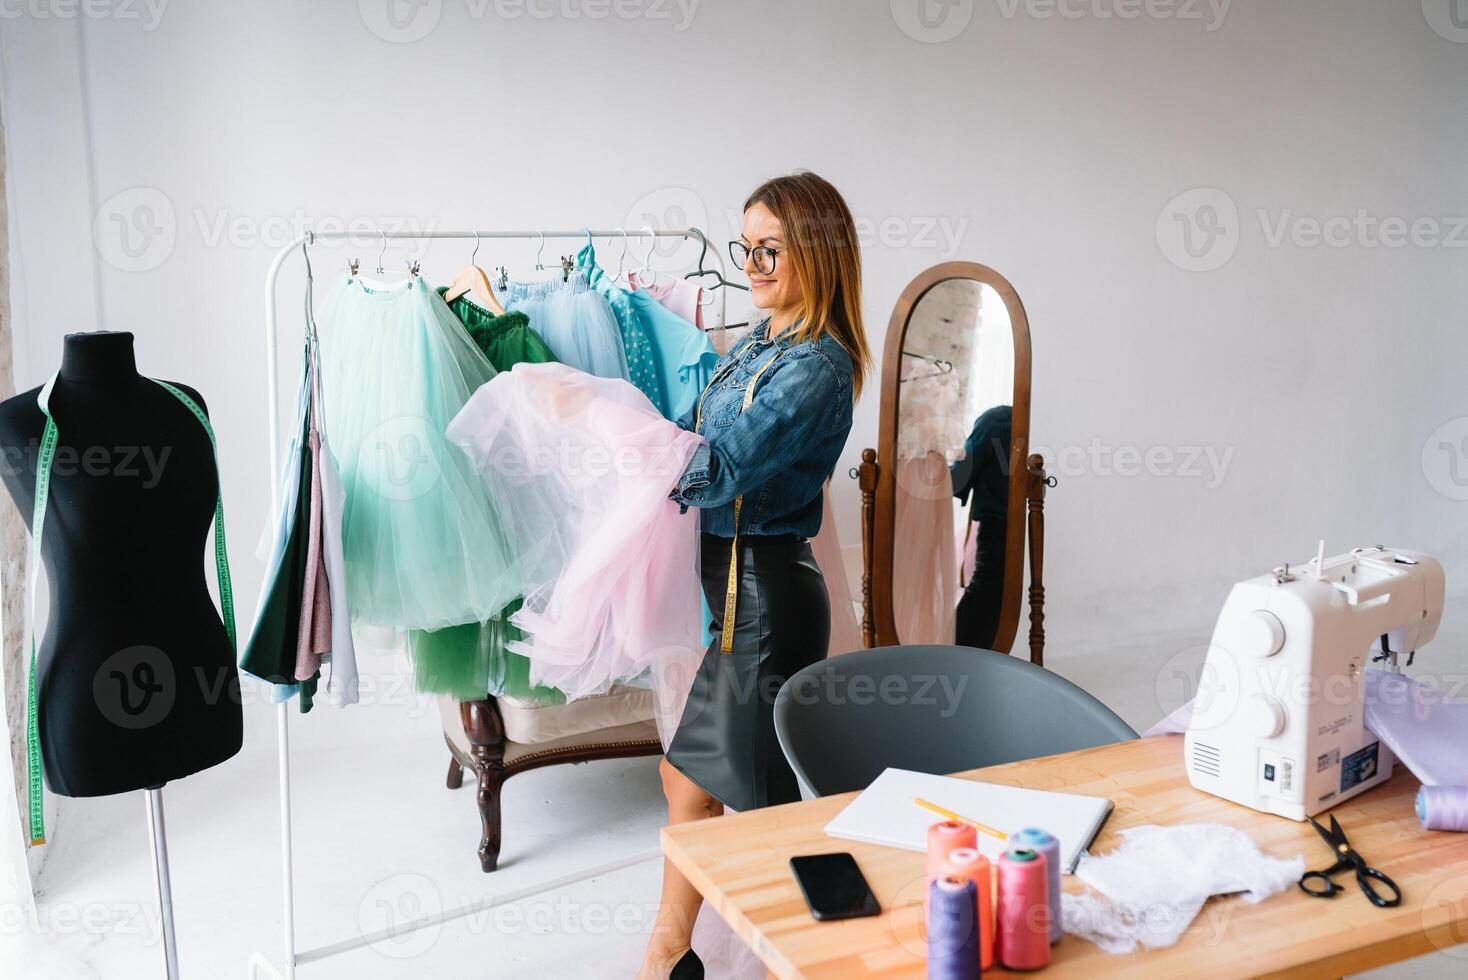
[914,796,1009,841]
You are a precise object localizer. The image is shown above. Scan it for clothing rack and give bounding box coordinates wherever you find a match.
[260,227,730,977]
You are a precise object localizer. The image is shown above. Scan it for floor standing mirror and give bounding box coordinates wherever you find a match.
[856,262,1053,664]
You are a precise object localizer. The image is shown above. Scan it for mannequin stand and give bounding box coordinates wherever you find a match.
[145,786,181,980]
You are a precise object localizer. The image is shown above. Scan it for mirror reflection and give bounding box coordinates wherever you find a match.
[892,279,1015,648]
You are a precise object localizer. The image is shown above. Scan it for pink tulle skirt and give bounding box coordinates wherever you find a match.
[447,363,706,737]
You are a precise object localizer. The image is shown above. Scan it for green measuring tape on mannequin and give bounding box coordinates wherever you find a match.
[25,376,236,845]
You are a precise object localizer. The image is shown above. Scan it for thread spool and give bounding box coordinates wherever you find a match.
[941,847,993,970]
[926,821,979,917]
[928,821,979,878]
[997,846,1051,971]
[1015,827,1062,944]
[927,876,981,980]
[1417,785,1468,831]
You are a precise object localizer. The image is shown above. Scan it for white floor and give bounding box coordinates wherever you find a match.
[9,594,1468,979]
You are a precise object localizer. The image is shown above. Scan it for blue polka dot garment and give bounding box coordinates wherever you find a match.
[575,239,665,411]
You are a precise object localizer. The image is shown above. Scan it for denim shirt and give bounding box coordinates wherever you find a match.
[669,317,854,538]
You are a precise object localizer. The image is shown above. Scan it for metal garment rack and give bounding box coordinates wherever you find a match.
[259,227,728,977]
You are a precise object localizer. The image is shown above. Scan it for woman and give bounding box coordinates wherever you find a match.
[639,171,871,979]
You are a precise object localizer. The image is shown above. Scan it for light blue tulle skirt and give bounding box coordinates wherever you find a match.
[506,270,629,381]
[318,275,521,630]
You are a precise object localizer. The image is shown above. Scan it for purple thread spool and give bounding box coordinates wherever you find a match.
[1417,785,1468,831]
[928,876,981,980]
[1015,827,1062,944]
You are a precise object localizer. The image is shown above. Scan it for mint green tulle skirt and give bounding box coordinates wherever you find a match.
[319,276,520,633]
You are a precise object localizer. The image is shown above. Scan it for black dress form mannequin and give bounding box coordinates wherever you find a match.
[0,332,242,797]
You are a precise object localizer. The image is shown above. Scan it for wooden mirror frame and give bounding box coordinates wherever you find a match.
[857,261,1050,664]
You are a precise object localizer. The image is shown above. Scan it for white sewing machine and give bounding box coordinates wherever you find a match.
[1184,544,1445,820]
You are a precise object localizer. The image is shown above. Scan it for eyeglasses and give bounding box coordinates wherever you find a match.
[729,240,784,276]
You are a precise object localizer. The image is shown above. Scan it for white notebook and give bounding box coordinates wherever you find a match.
[823,768,1113,875]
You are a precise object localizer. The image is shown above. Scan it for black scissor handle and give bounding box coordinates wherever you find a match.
[1357,867,1402,908]
[1299,870,1341,898]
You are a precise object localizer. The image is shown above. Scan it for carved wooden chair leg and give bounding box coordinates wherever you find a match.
[446,756,464,790]
[476,766,507,873]
[461,698,509,873]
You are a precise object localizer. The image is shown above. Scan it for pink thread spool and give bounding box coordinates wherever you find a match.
[928,821,979,876]
[997,846,1051,971]
[941,847,994,971]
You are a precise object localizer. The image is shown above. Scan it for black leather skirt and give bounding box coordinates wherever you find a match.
[955,519,1008,650]
[665,532,830,811]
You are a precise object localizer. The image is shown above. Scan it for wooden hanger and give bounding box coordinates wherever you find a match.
[444,232,506,314]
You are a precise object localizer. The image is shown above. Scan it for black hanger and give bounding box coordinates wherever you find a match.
[685,228,749,293]
[682,228,751,332]
[900,350,955,383]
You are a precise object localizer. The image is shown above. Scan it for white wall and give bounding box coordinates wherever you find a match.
[0,8,94,876]
[4,0,1467,657]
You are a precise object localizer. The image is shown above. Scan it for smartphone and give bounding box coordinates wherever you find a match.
[790,853,881,921]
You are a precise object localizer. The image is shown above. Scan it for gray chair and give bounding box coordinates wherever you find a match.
[774,644,1138,799]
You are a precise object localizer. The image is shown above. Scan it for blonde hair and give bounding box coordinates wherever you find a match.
[744,171,872,399]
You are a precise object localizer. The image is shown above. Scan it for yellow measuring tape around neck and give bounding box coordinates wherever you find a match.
[694,349,783,653]
[24,375,236,845]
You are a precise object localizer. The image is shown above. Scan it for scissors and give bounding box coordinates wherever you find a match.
[1297,814,1401,908]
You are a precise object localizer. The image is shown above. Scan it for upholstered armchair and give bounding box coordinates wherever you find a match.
[438,684,662,871]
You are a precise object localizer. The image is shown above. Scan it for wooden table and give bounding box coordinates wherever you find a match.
[662,735,1468,978]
